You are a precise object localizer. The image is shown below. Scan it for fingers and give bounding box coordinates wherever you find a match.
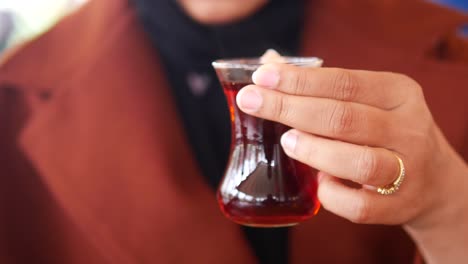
[281,130,400,187]
[252,64,411,110]
[236,86,394,146]
[317,173,398,224]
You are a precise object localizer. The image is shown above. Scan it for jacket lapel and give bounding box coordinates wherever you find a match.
[1,0,255,263]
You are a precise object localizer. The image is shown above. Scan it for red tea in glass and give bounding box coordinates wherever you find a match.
[213,57,323,227]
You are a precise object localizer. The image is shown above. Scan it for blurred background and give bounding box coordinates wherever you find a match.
[0,0,87,54]
[0,0,467,55]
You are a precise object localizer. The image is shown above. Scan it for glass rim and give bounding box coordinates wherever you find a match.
[212,56,323,70]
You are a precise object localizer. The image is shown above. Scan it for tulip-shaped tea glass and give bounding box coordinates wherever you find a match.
[213,57,324,227]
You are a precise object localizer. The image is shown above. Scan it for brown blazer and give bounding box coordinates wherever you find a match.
[0,0,467,263]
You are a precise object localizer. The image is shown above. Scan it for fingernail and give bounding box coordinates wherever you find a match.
[252,65,280,88]
[281,130,298,153]
[237,89,263,112]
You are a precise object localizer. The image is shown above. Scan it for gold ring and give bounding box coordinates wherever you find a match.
[377,154,405,195]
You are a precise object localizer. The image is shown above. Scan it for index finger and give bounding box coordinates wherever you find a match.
[252,64,411,110]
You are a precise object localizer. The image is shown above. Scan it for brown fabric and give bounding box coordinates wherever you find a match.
[0,0,467,263]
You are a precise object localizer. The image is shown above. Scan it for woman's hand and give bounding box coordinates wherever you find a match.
[236,64,468,263]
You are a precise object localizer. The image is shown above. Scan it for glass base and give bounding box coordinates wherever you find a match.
[237,222,299,228]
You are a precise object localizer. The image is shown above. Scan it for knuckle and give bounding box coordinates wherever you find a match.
[274,95,291,121]
[357,148,381,184]
[390,72,423,96]
[291,68,309,94]
[351,196,372,224]
[332,69,358,101]
[327,102,354,136]
[391,72,411,84]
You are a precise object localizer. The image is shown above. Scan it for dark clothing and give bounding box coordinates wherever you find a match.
[132,1,304,262]
[132,0,303,190]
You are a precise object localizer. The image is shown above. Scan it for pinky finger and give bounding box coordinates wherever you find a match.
[317,172,398,225]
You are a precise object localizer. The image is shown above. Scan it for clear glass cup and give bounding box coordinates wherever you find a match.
[212,57,324,227]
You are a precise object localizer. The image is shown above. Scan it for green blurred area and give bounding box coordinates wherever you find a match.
[0,0,86,54]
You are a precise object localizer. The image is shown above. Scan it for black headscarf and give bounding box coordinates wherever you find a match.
[132,1,305,263]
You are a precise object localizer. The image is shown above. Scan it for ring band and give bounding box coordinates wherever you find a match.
[377,154,405,195]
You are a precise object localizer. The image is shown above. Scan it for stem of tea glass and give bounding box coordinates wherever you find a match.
[213,57,323,227]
